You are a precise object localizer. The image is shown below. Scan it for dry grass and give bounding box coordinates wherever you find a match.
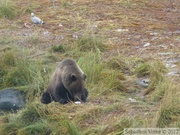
[151,79,180,127]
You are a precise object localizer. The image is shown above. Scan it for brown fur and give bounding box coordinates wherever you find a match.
[41,59,88,104]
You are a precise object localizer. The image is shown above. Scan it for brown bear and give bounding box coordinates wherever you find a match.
[41,58,88,104]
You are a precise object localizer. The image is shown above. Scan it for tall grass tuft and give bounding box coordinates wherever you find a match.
[134,60,167,77]
[134,60,167,95]
[107,56,131,74]
[19,103,48,125]
[0,48,49,99]
[17,120,50,135]
[101,69,126,92]
[102,116,144,135]
[150,79,169,102]
[51,45,66,53]
[77,51,104,84]
[26,35,43,46]
[0,0,16,19]
[0,102,49,134]
[77,34,106,52]
[1,51,17,66]
[66,121,81,135]
[152,80,180,127]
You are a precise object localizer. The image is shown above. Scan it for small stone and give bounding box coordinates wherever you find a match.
[128,98,138,103]
[143,43,150,47]
[116,29,129,32]
[74,101,81,104]
[58,23,63,27]
[72,34,78,39]
[150,32,158,36]
[136,80,148,88]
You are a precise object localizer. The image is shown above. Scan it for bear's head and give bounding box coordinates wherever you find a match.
[62,71,86,101]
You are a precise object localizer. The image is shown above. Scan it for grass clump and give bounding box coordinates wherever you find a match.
[17,120,50,135]
[0,38,13,45]
[26,35,42,45]
[134,60,167,77]
[66,121,81,135]
[0,0,16,19]
[107,55,145,75]
[5,67,30,86]
[101,69,126,92]
[51,45,66,53]
[1,50,17,66]
[107,56,130,73]
[77,106,104,122]
[43,54,60,64]
[156,106,180,128]
[0,102,49,135]
[78,51,104,84]
[134,60,167,95]
[77,35,106,52]
[0,48,48,98]
[20,3,39,14]
[0,102,81,135]
[78,52,127,95]
[19,103,48,125]
[152,81,180,127]
[102,116,144,135]
[150,79,171,102]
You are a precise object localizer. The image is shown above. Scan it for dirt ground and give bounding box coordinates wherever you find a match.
[0,0,179,67]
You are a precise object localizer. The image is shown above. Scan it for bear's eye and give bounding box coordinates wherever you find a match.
[71,74,77,81]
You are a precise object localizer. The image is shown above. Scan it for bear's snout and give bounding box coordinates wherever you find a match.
[74,93,82,102]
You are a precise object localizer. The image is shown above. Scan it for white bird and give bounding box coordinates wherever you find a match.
[31,13,45,24]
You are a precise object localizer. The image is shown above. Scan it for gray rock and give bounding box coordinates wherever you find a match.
[0,89,26,112]
[136,80,148,88]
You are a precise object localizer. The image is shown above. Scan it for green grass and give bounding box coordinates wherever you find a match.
[152,80,180,127]
[0,48,49,97]
[133,60,168,95]
[0,102,50,135]
[26,35,43,46]
[0,46,178,134]
[66,121,81,135]
[76,34,107,52]
[17,120,50,135]
[0,0,16,19]
[102,116,144,135]
[107,56,131,73]
[0,38,13,45]
[77,51,104,84]
[51,44,66,53]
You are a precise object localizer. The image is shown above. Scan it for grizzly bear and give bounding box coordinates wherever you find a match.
[41,59,88,104]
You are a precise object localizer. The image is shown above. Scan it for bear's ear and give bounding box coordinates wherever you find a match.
[71,74,77,81]
[83,74,87,80]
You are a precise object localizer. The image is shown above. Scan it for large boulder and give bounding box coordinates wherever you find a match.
[0,89,26,112]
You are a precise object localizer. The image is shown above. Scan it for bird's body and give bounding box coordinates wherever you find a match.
[31,13,45,24]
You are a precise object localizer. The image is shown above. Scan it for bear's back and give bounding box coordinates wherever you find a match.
[57,59,84,75]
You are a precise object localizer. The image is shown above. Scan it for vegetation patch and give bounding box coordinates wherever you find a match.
[51,44,66,53]
[102,116,144,135]
[134,60,168,95]
[0,48,49,97]
[0,0,16,19]
[77,34,106,52]
[152,81,180,127]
